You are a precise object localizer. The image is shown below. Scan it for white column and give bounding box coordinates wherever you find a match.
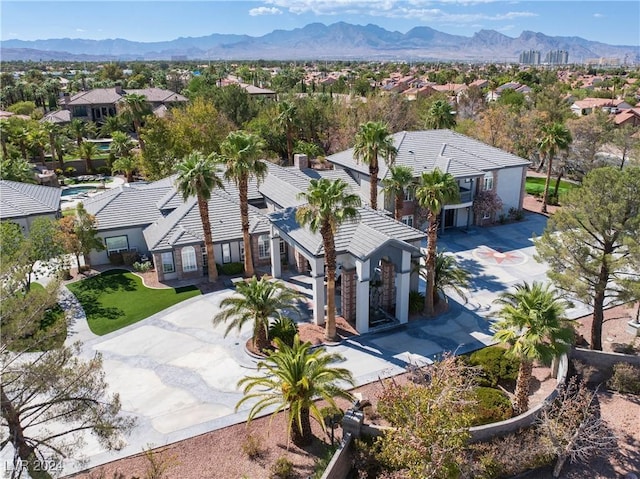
[355,259,370,334]
[310,257,325,326]
[270,228,281,278]
[395,249,411,324]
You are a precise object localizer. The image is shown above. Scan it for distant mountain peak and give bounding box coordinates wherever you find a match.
[1,22,637,62]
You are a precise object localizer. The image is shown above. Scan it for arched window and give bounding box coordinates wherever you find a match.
[181,246,197,272]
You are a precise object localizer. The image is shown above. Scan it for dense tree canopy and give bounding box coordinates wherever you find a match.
[535,167,640,350]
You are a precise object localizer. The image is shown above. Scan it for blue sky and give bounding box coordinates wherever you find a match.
[2,1,639,46]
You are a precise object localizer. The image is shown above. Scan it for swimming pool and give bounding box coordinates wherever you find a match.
[61,185,98,197]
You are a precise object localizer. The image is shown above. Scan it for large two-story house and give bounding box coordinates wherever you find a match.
[83,130,530,334]
[59,85,188,123]
[326,129,531,230]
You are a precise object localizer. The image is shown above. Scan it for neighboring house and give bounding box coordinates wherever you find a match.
[570,98,633,116]
[326,129,531,229]
[614,108,640,127]
[58,85,188,123]
[41,109,72,125]
[0,180,61,235]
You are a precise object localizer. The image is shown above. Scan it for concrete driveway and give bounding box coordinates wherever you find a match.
[60,211,586,474]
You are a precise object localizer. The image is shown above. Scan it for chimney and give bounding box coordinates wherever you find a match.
[115,83,123,95]
[60,92,70,109]
[293,154,309,170]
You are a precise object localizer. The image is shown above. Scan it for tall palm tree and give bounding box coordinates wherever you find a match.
[538,123,572,214]
[213,276,302,352]
[237,335,355,446]
[112,155,138,183]
[353,121,397,210]
[492,281,574,415]
[415,168,460,316]
[175,151,224,283]
[68,118,94,147]
[42,121,60,170]
[276,100,298,165]
[77,141,99,174]
[296,178,361,341]
[118,93,150,152]
[425,99,457,129]
[382,165,414,221]
[26,126,48,165]
[415,250,470,305]
[220,131,267,277]
[109,131,135,159]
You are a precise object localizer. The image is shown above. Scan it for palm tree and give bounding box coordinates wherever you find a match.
[296,178,361,341]
[415,168,460,316]
[109,131,135,159]
[276,100,298,165]
[382,165,414,221]
[353,121,397,210]
[77,141,99,174]
[26,126,48,165]
[118,93,150,152]
[220,131,267,277]
[112,155,138,183]
[42,121,60,170]
[213,275,302,352]
[175,151,224,283]
[236,335,355,447]
[537,123,572,214]
[99,115,127,138]
[68,118,94,147]
[492,281,574,415]
[425,99,457,129]
[416,250,470,306]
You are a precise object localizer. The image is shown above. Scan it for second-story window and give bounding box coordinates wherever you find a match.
[483,173,494,191]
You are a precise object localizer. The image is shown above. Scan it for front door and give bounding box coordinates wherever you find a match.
[444,209,456,228]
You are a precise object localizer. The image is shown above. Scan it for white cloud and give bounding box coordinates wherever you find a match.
[76,28,86,33]
[264,1,537,25]
[249,6,283,16]
[593,13,604,18]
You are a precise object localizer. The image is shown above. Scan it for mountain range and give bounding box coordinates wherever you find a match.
[2,22,638,63]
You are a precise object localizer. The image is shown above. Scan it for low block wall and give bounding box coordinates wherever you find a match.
[572,347,640,384]
[468,353,568,442]
[320,433,354,479]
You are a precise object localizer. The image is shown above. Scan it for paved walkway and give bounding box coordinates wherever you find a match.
[58,211,589,475]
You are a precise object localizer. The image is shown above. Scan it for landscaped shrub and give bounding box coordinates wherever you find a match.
[270,456,294,479]
[121,251,138,266]
[108,252,124,265]
[508,207,525,221]
[608,362,640,394]
[216,262,244,276]
[133,261,153,273]
[471,386,513,426]
[269,316,298,347]
[97,166,111,175]
[409,290,424,314]
[469,427,553,478]
[469,345,520,387]
[241,433,265,460]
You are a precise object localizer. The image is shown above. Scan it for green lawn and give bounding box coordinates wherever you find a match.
[525,176,578,197]
[67,269,201,335]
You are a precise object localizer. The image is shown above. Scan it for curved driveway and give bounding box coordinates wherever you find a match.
[61,211,590,475]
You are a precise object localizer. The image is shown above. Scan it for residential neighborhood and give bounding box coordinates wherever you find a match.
[1,24,640,479]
